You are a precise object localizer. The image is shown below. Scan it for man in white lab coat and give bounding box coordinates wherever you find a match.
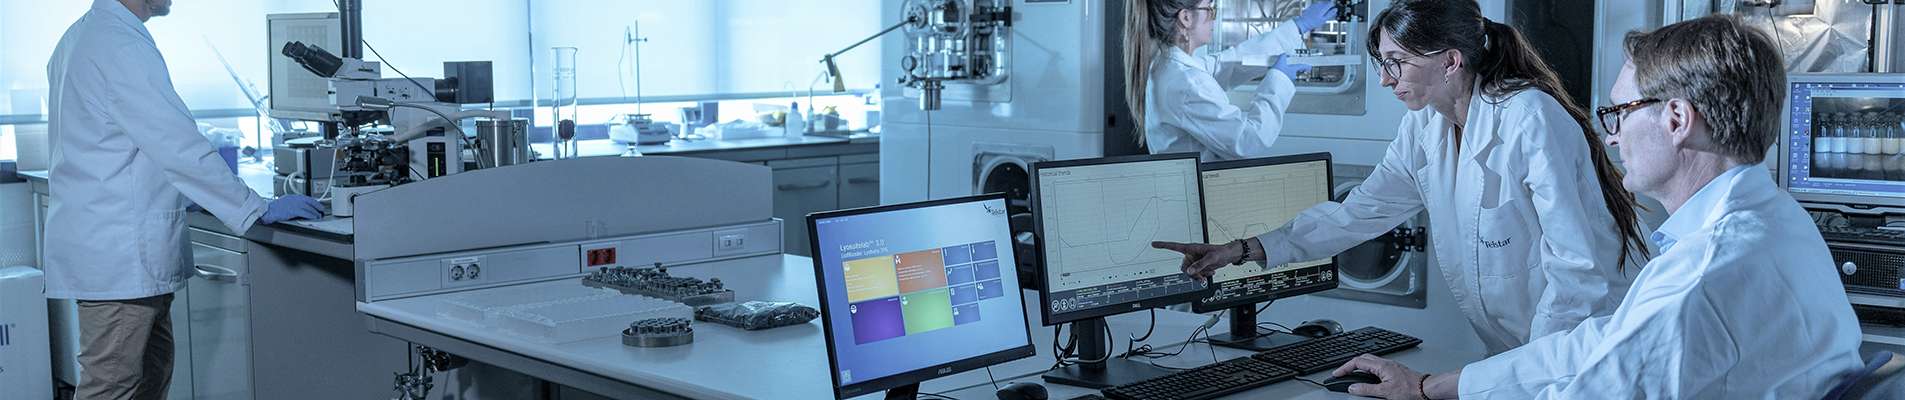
[46,1,324,398]
[1327,15,1865,399]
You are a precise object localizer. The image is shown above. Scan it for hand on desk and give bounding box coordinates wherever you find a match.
[1331,354,1427,400]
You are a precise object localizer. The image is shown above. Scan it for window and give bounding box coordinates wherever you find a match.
[1,0,886,155]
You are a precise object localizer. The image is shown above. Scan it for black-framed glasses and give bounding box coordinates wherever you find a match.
[1374,49,1449,79]
[1595,98,1661,136]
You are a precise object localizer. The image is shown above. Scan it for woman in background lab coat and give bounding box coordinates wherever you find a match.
[1153,0,1654,355]
[1124,0,1335,160]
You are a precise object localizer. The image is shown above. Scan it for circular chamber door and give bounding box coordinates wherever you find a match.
[1318,181,1429,308]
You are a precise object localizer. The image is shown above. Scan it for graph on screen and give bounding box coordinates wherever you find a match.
[1202,159,1332,283]
[1038,159,1204,293]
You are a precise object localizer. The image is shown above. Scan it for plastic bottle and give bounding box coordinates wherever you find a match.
[786,102,806,136]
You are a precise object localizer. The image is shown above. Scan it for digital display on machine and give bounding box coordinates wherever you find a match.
[1033,154,1207,324]
[1784,78,1905,204]
[809,195,1032,397]
[1194,154,1338,312]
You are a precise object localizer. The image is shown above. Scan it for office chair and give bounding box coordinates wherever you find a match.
[1823,351,1905,400]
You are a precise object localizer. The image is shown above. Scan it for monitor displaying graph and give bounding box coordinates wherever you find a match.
[1032,153,1208,324]
[1194,153,1338,312]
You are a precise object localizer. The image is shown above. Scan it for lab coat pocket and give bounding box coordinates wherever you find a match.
[137,210,188,284]
[1475,199,1537,278]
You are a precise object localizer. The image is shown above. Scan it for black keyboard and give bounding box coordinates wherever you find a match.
[1251,327,1422,374]
[1819,225,1905,247]
[1102,356,1296,400]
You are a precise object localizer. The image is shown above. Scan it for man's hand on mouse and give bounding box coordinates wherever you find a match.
[1331,354,1428,400]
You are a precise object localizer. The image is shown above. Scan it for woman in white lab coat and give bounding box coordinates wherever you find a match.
[1154,0,1653,355]
[1124,0,1335,160]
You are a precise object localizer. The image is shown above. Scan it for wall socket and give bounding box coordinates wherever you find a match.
[715,232,747,253]
[445,256,483,284]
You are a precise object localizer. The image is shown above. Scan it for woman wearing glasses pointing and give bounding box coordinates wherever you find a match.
[1153,0,1653,356]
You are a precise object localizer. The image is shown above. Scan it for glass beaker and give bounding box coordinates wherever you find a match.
[552,47,579,159]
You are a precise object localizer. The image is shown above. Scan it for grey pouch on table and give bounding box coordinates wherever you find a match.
[694,301,819,330]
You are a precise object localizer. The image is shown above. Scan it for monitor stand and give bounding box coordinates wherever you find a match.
[1040,318,1175,388]
[885,383,920,400]
[1207,303,1309,352]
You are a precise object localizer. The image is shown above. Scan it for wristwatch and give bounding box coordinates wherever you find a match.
[1231,239,1252,266]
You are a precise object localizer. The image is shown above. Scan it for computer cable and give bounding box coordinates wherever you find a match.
[1124,313,1219,361]
[1051,320,1116,369]
[1292,376,1327,387]
[1118,309,1159,359]
[986,366,1002,391]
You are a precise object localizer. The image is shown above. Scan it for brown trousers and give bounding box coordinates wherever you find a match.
[76,294,175,400]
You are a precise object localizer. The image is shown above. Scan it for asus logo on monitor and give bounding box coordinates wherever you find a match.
[938,367,954,375]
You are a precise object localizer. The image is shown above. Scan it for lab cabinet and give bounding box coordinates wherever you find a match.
[772,158,839,257]
[188,229,253,400]
[168,286,195,400]
[838,155,881,210]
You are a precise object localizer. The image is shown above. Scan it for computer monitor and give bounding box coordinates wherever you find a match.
[1030,152,1207,388]
[809,193,1036,400]
[1193,153,1339,351]
[1780,73,1905,210]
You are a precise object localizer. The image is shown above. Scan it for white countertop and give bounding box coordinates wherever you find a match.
[358,254,1487,399]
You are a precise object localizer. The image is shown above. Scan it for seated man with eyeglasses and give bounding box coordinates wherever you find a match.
[1320,14,1867,400]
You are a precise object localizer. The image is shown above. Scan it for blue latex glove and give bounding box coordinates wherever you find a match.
[260,195,326,224]
[1272,55,1313,78]
[1295,1,1339,33]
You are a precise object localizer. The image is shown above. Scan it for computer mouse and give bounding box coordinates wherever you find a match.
[1292,319,1343,338]
[996,381,1048,400]
[1322,371,1383,393]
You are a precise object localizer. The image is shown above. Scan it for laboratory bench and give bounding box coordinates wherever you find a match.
[16,134,879,399]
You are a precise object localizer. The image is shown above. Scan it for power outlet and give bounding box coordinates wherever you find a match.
[715,232,748,253]
[445,256,484,284]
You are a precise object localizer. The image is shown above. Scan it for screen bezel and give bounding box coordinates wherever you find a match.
[1189,152,1340,314]
[806,192,1038,400]
[1779,72,1905,208]
[1030,152,1210,326]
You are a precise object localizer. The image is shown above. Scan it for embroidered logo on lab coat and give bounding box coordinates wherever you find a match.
[1482,237,1512,249]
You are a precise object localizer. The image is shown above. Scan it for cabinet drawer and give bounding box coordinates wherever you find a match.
[773,165,838,256]
[838,162,880,209]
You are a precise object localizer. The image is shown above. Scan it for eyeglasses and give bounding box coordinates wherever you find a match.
[1190,6,1217,20]
[1374,49,1449,79]
[1595,98,1661,136]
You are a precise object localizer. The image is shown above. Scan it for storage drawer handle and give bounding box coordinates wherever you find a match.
[847,177,880,185]
[776,180,833,191]
[194,264,239,283]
